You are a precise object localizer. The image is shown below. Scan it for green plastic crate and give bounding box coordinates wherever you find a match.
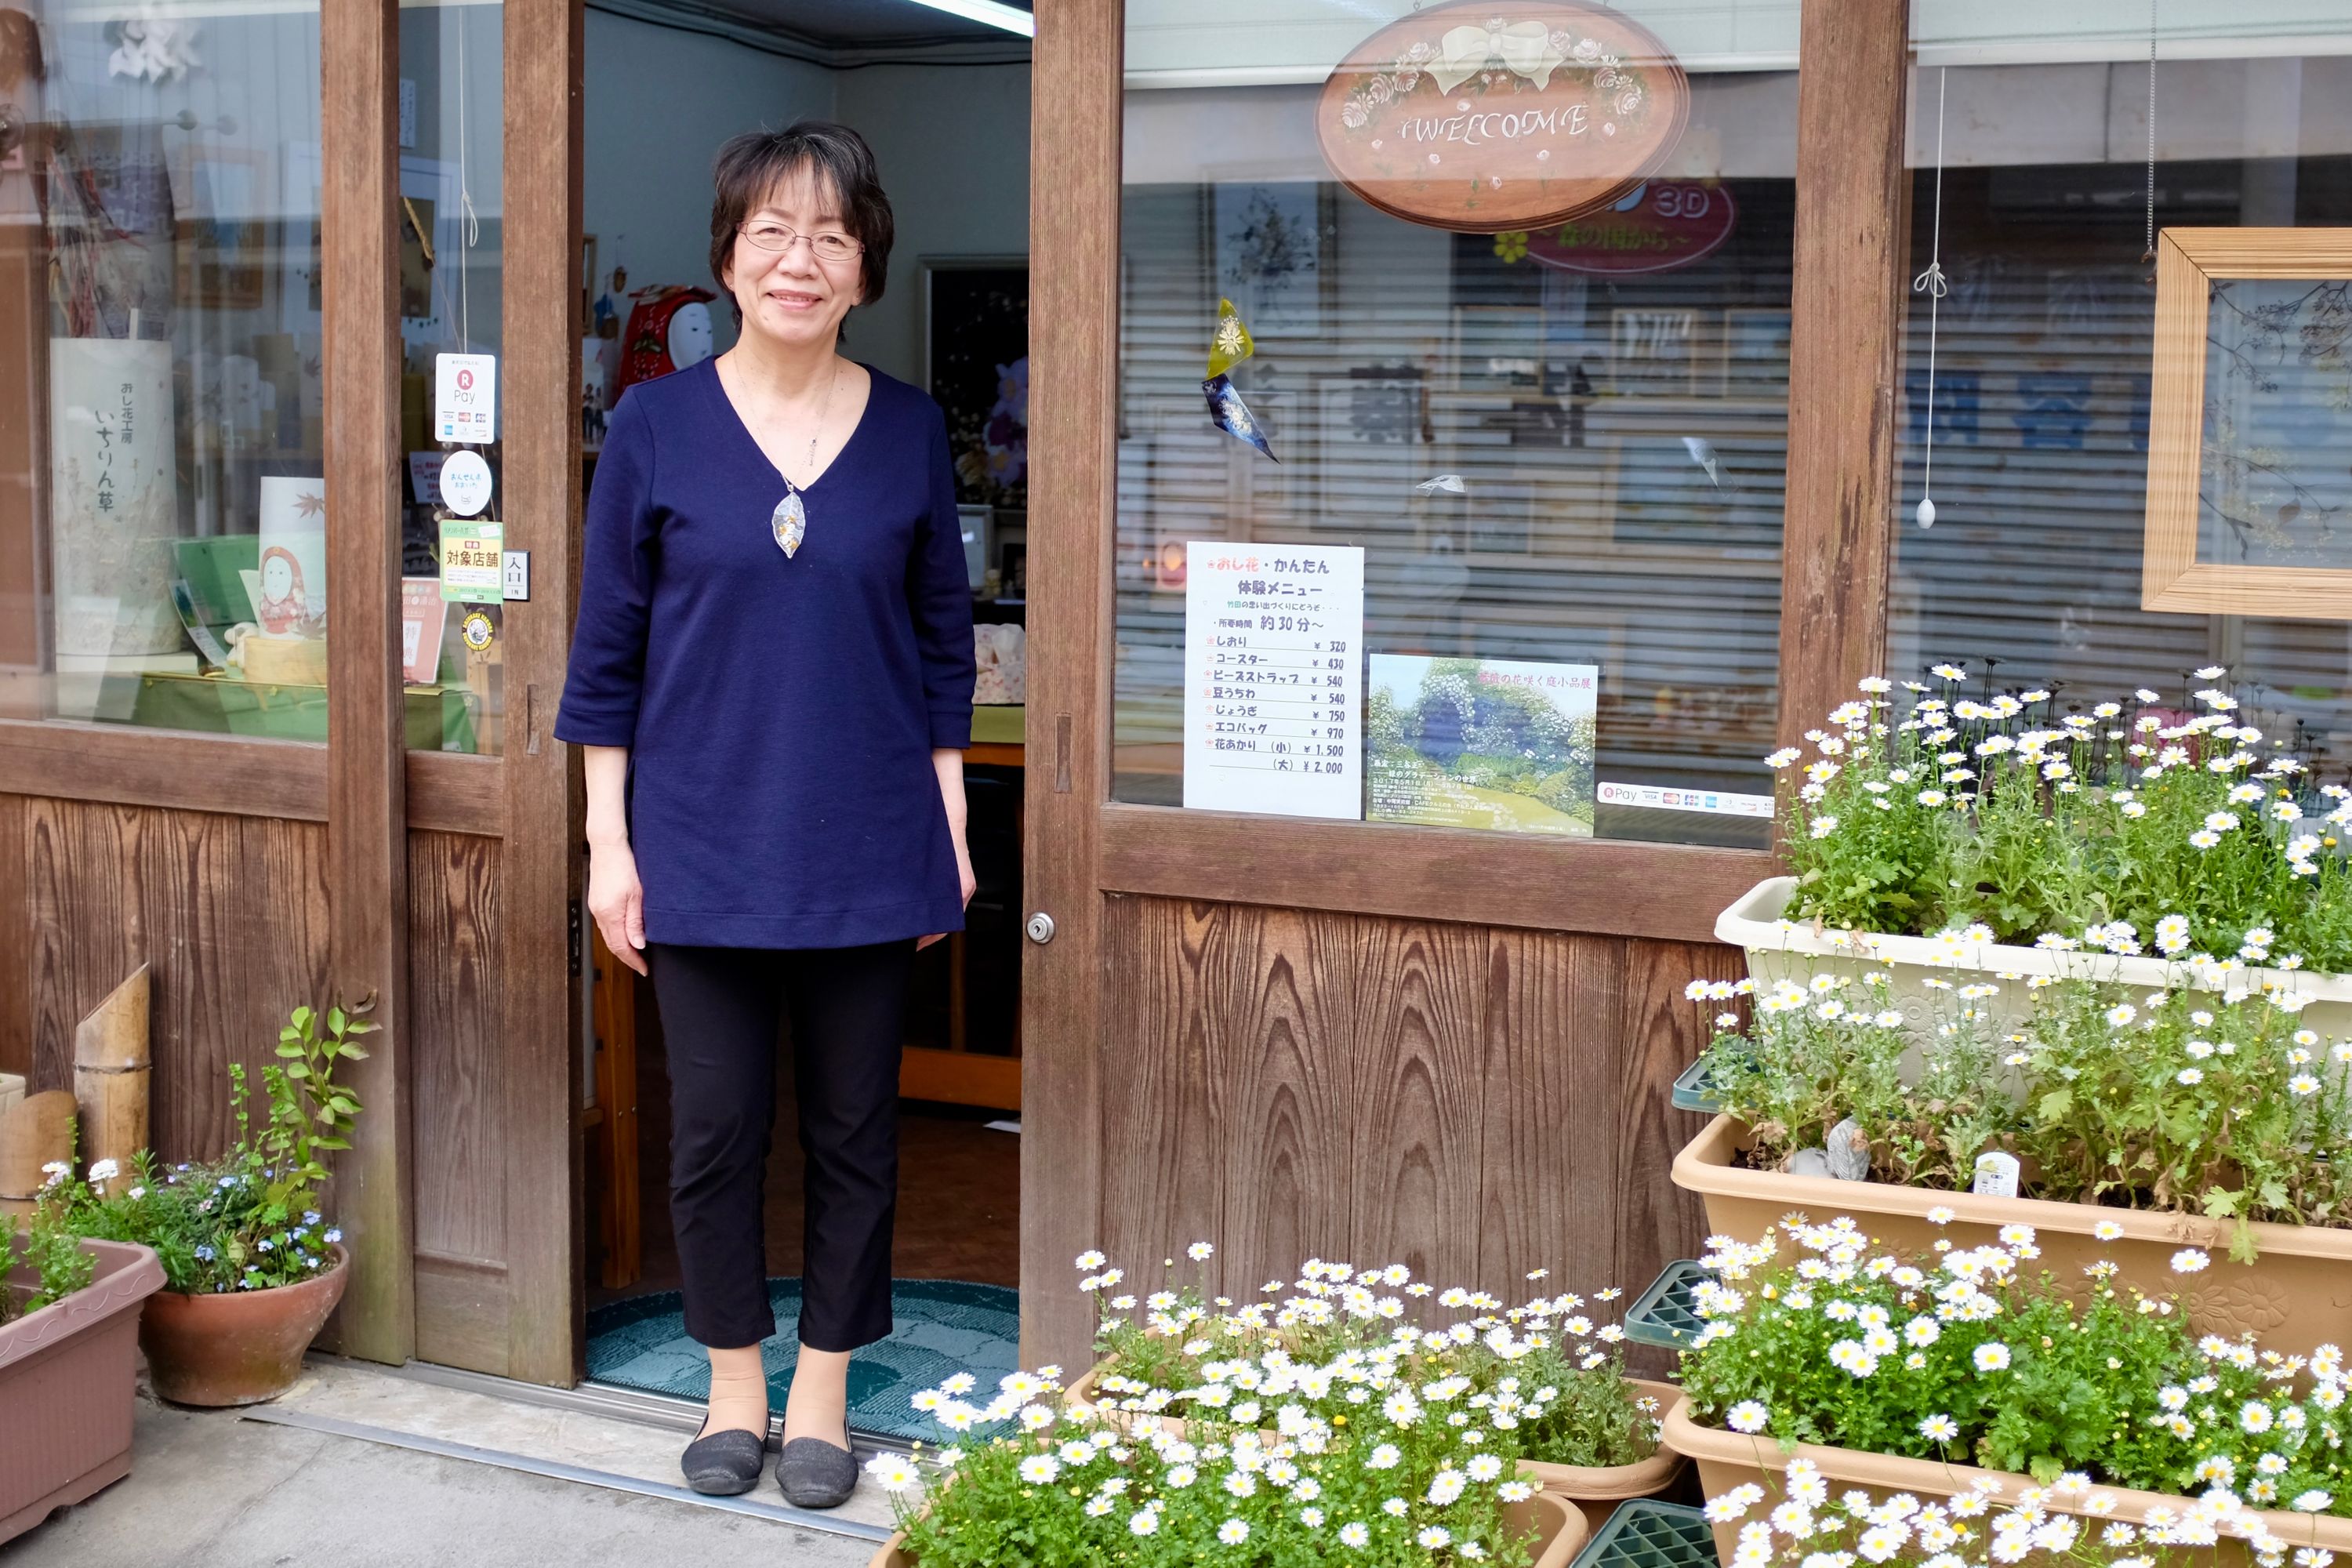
[1624,1259,1711,1349]
[1670,1057,1719,1113]
[1570,1500,1719,1568]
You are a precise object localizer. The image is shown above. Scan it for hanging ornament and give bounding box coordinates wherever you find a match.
[1202,372,1277,462]
[1206,297,1256,379]
[2141,0,2160,280]
[1911,66,1951,531]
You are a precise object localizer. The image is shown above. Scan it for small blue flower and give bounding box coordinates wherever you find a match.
[257,1239,274,1252]
[302,1210,321,1226]
[324,1229,343,1245]
[304,1257,320,1270]
[194,1245,216,1262]
[218,1177,236,1189]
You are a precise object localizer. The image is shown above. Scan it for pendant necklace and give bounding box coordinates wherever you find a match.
[769,364,838,560]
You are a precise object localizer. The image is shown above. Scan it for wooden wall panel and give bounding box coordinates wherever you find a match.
[1097,895,1734,1318]
[16,797,328,1160]
[0,793,24,1079]
[407,831,505,1269]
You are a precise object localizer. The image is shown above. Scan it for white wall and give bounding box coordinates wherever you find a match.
[583,13,1029,385]
[583,9,836,358]
[833,64,1031,387]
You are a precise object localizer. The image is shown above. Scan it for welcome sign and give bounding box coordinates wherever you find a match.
[1316,0,1689,234]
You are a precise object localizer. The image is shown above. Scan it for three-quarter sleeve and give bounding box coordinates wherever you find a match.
[554,390,659,747]
[908,405,977,750]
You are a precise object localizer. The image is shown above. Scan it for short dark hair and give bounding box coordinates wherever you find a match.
[709,122,894,318]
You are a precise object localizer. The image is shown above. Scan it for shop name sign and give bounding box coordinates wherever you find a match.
[1316,0,1690,234]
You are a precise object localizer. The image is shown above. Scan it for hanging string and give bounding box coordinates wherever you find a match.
[1911,66,1950,530]
[456,11,479,354]
[2143,0,2158,266]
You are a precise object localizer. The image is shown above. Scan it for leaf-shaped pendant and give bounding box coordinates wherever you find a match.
[771,490,806,558]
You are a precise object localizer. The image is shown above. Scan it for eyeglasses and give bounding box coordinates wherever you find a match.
[738,222,862,263]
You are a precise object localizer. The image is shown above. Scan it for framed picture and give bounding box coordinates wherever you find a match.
[1608,307,1705,397]
[1207,180,1334,341]
[923,258,1029,512]
[2143,227,2352,618]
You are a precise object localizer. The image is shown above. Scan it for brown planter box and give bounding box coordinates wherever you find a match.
[867,1485,1589,1568]
[1522,1377,1689,1532]
[0,1236,166,1548]
[1661,1392,2342,1566]
[140,1245,350,1407]
[1672,1112,2352,1347]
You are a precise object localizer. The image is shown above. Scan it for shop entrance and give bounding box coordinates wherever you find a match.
[567,0,1034,1437]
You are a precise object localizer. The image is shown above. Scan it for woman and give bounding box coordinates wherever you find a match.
[556,122,975,1509]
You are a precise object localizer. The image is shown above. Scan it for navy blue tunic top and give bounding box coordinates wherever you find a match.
[554,358,976,949]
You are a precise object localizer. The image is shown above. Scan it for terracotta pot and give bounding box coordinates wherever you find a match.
[139,1245,349,1407]
[1521,1377,1689,1531]
[1719,875,2352,1046]
[866,1483,1589,1568]
[0,1236,165,1547]
[1674,1112,2352,1348]
[1661,1393,2347,1566]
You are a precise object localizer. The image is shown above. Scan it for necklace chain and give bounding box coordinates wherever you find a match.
[792,363,840,492]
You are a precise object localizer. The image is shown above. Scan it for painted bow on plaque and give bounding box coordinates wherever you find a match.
[1426,20,1565,95]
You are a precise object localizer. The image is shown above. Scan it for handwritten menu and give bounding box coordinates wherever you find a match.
[1183,542,1365,818]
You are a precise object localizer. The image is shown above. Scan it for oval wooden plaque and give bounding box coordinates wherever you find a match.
[1316,0,1690,234]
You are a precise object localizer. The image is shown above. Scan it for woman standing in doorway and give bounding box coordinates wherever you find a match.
[556,122,975,1509]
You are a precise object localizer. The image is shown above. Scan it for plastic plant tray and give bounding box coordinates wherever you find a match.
[1670,1057,1720,1113]
[1623,1258,1711,1349]
[1570,1500,1719,1568]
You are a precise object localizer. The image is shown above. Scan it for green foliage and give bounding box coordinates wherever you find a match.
[1682,1220,2352,1515]
[1693,972,2352,1240]
[1776,669,2352,967]
[60,995,374,1294]
[1,1199,97,1323]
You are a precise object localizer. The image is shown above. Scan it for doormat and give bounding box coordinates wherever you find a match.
[585,1278,1022,1443]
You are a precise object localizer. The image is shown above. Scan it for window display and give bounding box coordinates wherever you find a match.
[1114,0,1798,849]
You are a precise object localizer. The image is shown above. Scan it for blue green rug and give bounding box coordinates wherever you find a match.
[585,1278,1021,1442]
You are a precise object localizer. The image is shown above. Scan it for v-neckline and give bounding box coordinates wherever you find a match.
[703,354,876,496]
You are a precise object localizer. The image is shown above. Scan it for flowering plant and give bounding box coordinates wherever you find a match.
[1083,1246,1661,1471]
[60,999,370,1293]
[1774,668,2352,971]
[2,1192,97,1322]
[1706,1464,2305,1568]
[874,1352,1546,1565]
[1691,972,2352,1250]
[1682,1217,2352,1514]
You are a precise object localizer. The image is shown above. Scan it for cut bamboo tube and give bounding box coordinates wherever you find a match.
[0,1073,21,1120]
[73,966,150,1197]
[0,1091,75,1220]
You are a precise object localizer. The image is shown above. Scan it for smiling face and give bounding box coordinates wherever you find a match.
[720,163,862,354]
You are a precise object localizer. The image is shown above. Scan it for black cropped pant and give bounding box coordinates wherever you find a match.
[645,939,914,1353]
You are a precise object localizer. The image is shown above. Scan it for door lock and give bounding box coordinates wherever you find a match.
[1025,911,1057,945]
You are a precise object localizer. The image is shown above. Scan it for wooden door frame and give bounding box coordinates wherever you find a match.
[1020,0,1911,1370]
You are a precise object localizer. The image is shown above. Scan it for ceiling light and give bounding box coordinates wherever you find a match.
[898,0,1033,37]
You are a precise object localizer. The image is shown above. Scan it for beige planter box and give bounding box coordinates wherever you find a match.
[868,1486,1589,1568]
[1719,876,2352,1045]
[1661,1392,2344,1566]
[1673,1112,2352,1347]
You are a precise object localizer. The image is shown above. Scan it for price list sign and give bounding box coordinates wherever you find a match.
[1182,542,1365,818]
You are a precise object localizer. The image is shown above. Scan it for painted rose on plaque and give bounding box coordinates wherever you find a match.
[1316,0,1688,234]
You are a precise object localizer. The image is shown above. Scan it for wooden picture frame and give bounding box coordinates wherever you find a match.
[2143,227,2352,618]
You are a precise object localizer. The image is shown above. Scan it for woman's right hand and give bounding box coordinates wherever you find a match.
[588,837,648,976]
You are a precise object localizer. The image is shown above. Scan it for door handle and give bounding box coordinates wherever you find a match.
[1025,911,1056,945]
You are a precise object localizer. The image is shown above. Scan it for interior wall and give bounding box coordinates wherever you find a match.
[583,13,1029,387]
[834,64,1033,388]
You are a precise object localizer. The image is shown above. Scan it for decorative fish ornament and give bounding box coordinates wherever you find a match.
[1206,297,1256,379]
[772,490,807,557]
[1202,373,1276,462]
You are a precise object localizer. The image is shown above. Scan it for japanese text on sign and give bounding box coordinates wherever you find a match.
[434,353,497,445]
[439,519,504,603]
[1182,541,1365,819]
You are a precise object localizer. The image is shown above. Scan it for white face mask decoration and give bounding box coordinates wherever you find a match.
[670,302,715,370]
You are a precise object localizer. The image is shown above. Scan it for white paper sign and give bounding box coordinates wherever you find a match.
[1972,1151,2021,1199]
[1182,541,1364,818]
[434,352,496,445]
[439,449,493,517]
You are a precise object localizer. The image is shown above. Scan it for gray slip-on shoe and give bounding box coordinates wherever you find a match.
[681,1425,767,1496]
[775,1421,858,1510]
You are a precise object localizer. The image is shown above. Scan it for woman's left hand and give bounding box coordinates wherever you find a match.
[920,749,978,952]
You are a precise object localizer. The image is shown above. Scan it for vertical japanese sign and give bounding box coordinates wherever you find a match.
[1182,541,1365,818]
